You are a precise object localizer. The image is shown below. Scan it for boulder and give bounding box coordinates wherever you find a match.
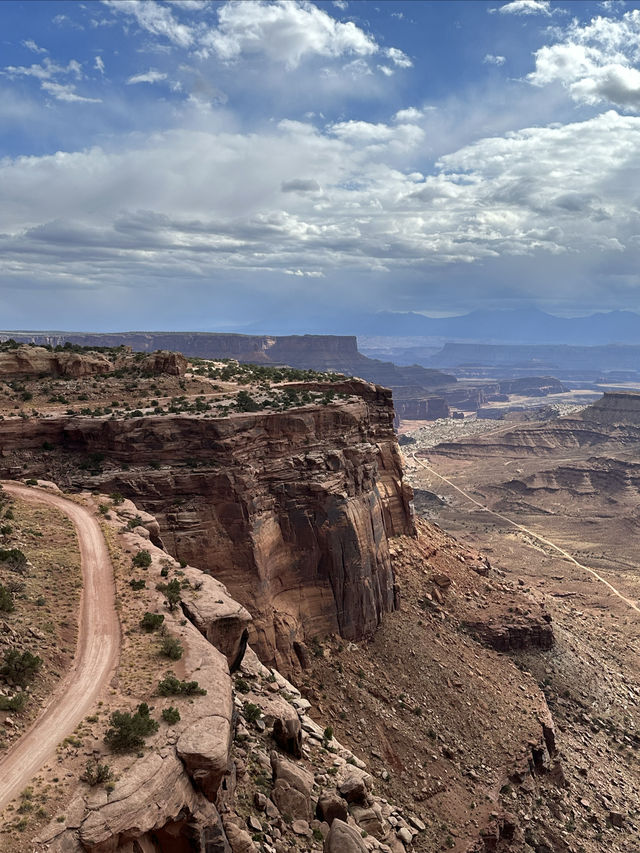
[339,774,368,805]
[177,715,232,801]
[270,754,314,820]
[324,818,368,853]
[316,792,349,826]
[223,819,258,853]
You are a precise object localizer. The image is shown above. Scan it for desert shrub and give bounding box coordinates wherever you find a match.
[243,702,261,723]
[132,549,152,568]
[1,524,13,535]
[160,635,183,660]
[140,612,164,632]
[0,583,15,612]
[81,759,113,786]
[235,677,250,694]
[1,649,42,685]
[129,578,146,591]
[164,578,181,611]
[104,703,159,752]
[157,675,206,696]
[110,492,124,505]
[0,692,28,712]
[0,548,27,573]
[24,479,38,486]
[161,706,181,725]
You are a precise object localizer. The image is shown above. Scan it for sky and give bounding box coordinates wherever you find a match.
[2,0,640,332]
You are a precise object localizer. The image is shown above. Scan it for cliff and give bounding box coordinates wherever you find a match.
[2,330,455,391]
[580,390,640,425]
[0,380,415,673]
[0,346,112,379]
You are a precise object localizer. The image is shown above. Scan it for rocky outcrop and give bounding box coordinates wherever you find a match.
[0,345,112,379]
[140,349,188,376]
[0,380,415,672]
[581,390,640,425]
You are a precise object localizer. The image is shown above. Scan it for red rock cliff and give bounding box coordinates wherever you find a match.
[0,381,414,672]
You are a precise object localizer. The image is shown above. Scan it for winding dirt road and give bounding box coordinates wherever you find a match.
[0,483,120,813]
[410,453,640,615]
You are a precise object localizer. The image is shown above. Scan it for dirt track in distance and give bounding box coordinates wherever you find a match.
[0,483,120,813]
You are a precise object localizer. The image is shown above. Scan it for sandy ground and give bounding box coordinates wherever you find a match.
[0,484,120,813]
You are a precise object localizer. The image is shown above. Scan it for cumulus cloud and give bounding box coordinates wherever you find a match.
[484,54,506,66]
[529,10,640,110]
[494,0,552,15]
[126,69,168,84]
[102,0,410,77]
[200,0,377,67]
[3,110,640,299]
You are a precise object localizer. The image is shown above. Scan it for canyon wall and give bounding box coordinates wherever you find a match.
[0,381,414,672]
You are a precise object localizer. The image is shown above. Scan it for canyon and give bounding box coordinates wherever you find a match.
[0,346,589,853]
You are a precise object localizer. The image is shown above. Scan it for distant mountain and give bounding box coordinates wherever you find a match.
[353,308,640,345]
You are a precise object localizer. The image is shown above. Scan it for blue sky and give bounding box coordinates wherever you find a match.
[2,0,640,331]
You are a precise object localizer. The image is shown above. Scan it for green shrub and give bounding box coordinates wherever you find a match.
[161,706,181,725]
[81,759,113,786]
[1,649,42,685]
[140,612,164,632]
[243,702,261,723]
[110,492,124,505]
[164,578,181,611]
[0,583,15,612]
[157,675,206,696]
[24,479,38,486]
[1,524,13,536]
[132,549,152,568]
[104,703,159,752]
[235,677,250,694]
[0,548,27,575]
[129,579,146,591]
[0,692,28,712]
[160,635,183,660]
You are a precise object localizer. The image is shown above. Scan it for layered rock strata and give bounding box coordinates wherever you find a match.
[0,380,415,672]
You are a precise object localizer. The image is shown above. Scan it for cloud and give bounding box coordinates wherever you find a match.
[494,0,552,15]
[529,10,640,110]
[281,178,321,193]
[484,54,506,66]
[102,0,194,48]
[40,81,102,103]
[95,56,105,74]
[2,56,100,103]
[102,0,409,77]
[22,39,48,55]
[332,0,348,8]
[385,47,412,68]
[200,0,377,67]
[126,69,168,84]
[5,109,640,305]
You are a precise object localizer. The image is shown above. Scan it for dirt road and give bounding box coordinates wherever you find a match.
[410,453,640,615]
[0,483,120,813]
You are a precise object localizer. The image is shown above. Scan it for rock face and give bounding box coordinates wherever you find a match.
[0,380,414,672]
[581,391,640,426]
[0,345,112,379]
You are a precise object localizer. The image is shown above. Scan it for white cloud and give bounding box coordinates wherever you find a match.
[495,0,552,15]
[201,0,377,67]
[103,0,410,76]
[484,54,506,66]
[332,0,348,8]
[95,56,105,74]
[22,39,48,55]
[102,0,194,47]
[126,69,168,84]
[2,57,100,103]
[5,110,639,297]
[40,81,102,103]
[529,10,640,110]
[385,47,412,68]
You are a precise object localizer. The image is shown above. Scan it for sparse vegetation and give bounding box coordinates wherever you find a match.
[104,703,159,752]
[140,612,164,632]
[159,635,183,660]
[0,582,15,612]
[1,649,42,685]
[157,675,206,696]
[161,706,181,725]
[243,702,261,723]
[132,549,152,568]
[81,759,113,786]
